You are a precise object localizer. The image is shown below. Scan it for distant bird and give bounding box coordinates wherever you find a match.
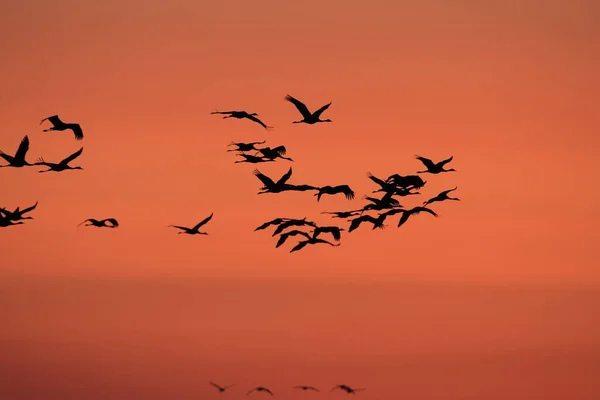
[36,147,84,172]
[78,218,119,228]
[247,387,273,396]
[311,225,344,241]
[254,217,296,231]
[362,191,401,211]
[227,140,266,152]
[348,209,404,232]
[0,135,34,168]
[275,226,343,247]
[275,229,312,248]
[395,206,438,228]
[234,153,275,164]
[294,386,319,392]
[415,155,456,174]
[0,201,38,221]
[290,235,341,253]
[40,115,84,140]
[284,94,332,124]
[255,146,293,161]
[210,382,234,392]
[321,211,360,219]
[271,218,317,236]
[314,185,355,201]
[211,110,273,130]
[0,215,24,227]
[423,187,460,206]
[169,213,214,235]
[331,385,365,394]
[386,174,426,190]
[253,168,316,194]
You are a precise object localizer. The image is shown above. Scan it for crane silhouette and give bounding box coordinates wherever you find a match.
[321,210,360,219]
[395,206,438,228]
[169,213,214,235]
[234,154,275,164]
[253,167,316,194]
[314,185,355,201]
[284,94,332,124]
[40,115,84,140]
[255,146,293,161]
[210,382,234,392]
[331,385,365,394]
[423,187,460,206]
[247,387,273,396]
[78,218,119,228]
[227,140,266,152]
[415,155,456,174]
[0,135,34,168]
[386,174,426,190]
[36,147,84,172]
[0,201,38,221]
[294,386,319,392]
[275,229,341,253]
[348,209,404,232]
[211,110,273,130]
[271,218,317,236]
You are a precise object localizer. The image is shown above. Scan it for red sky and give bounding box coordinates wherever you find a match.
[1,0,599,399]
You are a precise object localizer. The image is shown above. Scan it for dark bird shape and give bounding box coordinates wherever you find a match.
[78,218,119,228]
[331,385,365,394]
[275,229,312,248]
[254,217,296,231]
[423,187,460,206]
[362,191,401,210]
[311,225,344,241]
[0,201,38,221]
[290,236,340,253]
[415,155,456,174]
[314,185,355,202]
[396,206,438,228]
[36,147,84,172]
[247,387,273,396]
[169,213,214,235]
[321,211,360,219]
[386,174,426,190]
[210,382,234,392]
[234,153,275,164]
[227,140,266,152]
[367,172,398,193]
[0,215,25,227]
[271,218,317,236]
[40,115,84,140]
[348,209,404,232]
[253,167,316,194]
[275,226,342,248]
[255,146,293,161]
[0,135,34,168]
[284,94,332,124]
[294,386,319,392]
[211,110,273,130]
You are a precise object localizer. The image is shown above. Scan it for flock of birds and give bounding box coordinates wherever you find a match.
[211,383,365,396]
[1,95,460,252]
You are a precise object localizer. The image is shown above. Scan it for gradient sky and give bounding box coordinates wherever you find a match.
[1,0,599,399]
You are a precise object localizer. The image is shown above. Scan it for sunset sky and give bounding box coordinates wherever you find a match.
[1,0,599,399]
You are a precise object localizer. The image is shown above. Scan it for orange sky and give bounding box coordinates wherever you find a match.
[1,0,599,399]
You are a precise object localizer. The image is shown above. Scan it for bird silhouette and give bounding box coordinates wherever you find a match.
[311,225,345,241]
[234,153,276,164]
[36,147,84,172]
[78,218,119,228]
[0,135,34,168]
[247,387,274,396]
[395,206,438,228]
[423,187,460,206]
[275,229,312,248]
[294,386,319,392]
[0,201,38,221]
[284,94,332,124]
[271,218,317,236]
[331,385,364,394]
[0,215,25,227]
[290,235,341,253]
[366,172,421,196]
[314,185,355,201]
[415,155,456,174]
[211,110,273,130]
[169,213,214,235]
[210,382,234,392]
[253,168,316,194]
[321,211,360,219]
[385,174,426,190]
[40,115,84,140]
[255,146,293,161]
[275,226,342,248]
[227,140,266,152]
[361,191,402,212]
[348,209,404,232]
[254,217,296,231]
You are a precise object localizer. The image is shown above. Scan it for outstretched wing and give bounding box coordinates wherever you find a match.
[60,147,83,165]
[438,155,453,166]
[193,213,214,230]
[348,215,376,232]
[284,95,312,118]
[253,169,276,187]
[210,382,223,390]
[276,230,311,248]
[290,240,310,253]
[246,114,271,130]
[312,102,332,118]
[276,167,293,185]
[270,145,287,156]
[104,218,119,227]
[0,151,14,163]
[20,201,39,214]
[335,185,355,200]
[41,115,61,125]
[67,123,84,140]
[14,135,29,162]
[440,186,458,196]
[255,218,284,231]
[415,155,435,170]
[169,225,189,231]
[211,111,234,115]
[366,172,387,188]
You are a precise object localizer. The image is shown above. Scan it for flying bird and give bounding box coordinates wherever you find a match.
[234,153,276,164]
[294,386,319,392]
[210,382,234,392]
[395,206,438,228]
[253,168,315,194]
[0,215,25,227]
[423,187,460,206]
[361,191,402,211]
[36,147,84,172]
[78,218,119,228]
[290,235,341,253]
[0,201,38,221]
[227,140,266,152]
[284,94,332,124]
[247,387,273,396]
[169,213,214,235]
[254,217,296,231]
[271,218,317,236]
[211,110,273,130]
[386,174,426,190]
[311,225,344,241]
[40,115,84,140]
[0,135,34,168]
[331,385,364,394]
[348,209,404,232]
[415,155,456,174]
[314,185,355,201]
[255,146,293,161]
[321,211,360,219]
